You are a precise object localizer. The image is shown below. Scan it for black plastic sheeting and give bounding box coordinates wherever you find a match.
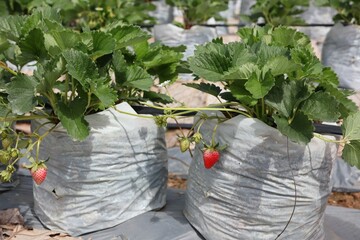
[1,175,360,240]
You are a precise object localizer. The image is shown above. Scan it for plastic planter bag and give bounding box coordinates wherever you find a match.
[322,24,360,90]
[153,24,217,60]
[32,102,168,236]
[149,0,174,24]
[184,113,337,240]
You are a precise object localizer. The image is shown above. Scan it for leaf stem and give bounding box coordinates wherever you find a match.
[313,133,345,144]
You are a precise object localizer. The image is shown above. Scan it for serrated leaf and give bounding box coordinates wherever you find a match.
[112,50,127,85]
[124,66,153,91]
[255,43,288,66]
[0,35,10,52]
[143,92,173,104]
[5,74,38,114]
[90,31,115,60]
[245,71,275,99]
[316,67,339,88]
[271,27,311,49]
[228,80,258,106]
[34,58,65,94]
[109,25,150,49]
[224,63,259,80]
[0,15,25,41]
[263,56,299,76]
[62,49,99,88]
[45,30,81,56]
[301,92,341,122]
[342,111,360,141]
[185,82,222,97]
[19,28,48,63]
[290,48,323,78]
[189,43,232,81]
[140,42,182,83]
[342,141,360,169]
[273,111,314,145]
[266,80,311,118]
[56,97,89,141]
[92,78,117,110]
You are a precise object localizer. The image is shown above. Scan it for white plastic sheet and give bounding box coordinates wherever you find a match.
[32,102,168,236]
[322,24,360,90]
[184,113,337,240]
[153,24,218,60]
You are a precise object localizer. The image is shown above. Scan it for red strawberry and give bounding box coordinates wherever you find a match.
[31,166,47,185]
[203,148,220,169]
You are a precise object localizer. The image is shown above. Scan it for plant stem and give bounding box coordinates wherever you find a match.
[0,61,18,76]
[313,133,345,144]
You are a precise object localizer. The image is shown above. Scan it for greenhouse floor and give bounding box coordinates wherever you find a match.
[1,175,360,240]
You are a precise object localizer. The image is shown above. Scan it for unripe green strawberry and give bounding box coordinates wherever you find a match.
[203,148,220,169]
[0,131,7,140]
[10,148,19,158]
[179,137,190,152]
[2,137,12,149]
[192,132,202,143]
[0,150,11,164]
[30,165,47,185]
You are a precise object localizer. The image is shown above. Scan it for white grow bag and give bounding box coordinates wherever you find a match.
[32,102,168,236]
[322,24,360,90]
[184,113,337,240]
[153,24,218,60]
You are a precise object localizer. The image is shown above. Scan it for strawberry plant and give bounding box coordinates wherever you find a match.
[316,0,360,25]
[242,0,310,26]
[183,25,360,169]
[1,0,157,29]
[0,7,183,183]
[165,0,229,29]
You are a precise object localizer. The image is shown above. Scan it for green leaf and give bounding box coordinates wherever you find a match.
[90,31,115,60]
[266,80,311,118]
[56,97,89,141]
[342,112,360,141]
[271,27,311,49]
[112,50,127,85]
[263,56,299,76]
[143,92,173,104]
[18,28,48,63]
[185,82,222,97]
[290,48,323,78]
[224,63,259,80]
[0,35,10,52]
[109,25,150,49]
[124,66,153,91]
[255,43,288,66]
[342,141,360,169]
[5,74,38,115]
[45,30,81,56]
[189,43,232,81]
[140,43,183,83]
[245,71,275,99]
[301,92,340,122]
[92,78,117,110]
[34,57,65,94]
[273,111,314,145]
[0,15,25,41]
[62,49,99,88]
[228,80,258,106]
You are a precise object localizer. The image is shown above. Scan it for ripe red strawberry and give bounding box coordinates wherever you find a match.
[203,148,220,169]
[31,166,47,185]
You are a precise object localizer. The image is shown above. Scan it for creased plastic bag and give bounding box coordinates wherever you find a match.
[322,24,360,90]
[32,102,168,236]
[184,113,337,240]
